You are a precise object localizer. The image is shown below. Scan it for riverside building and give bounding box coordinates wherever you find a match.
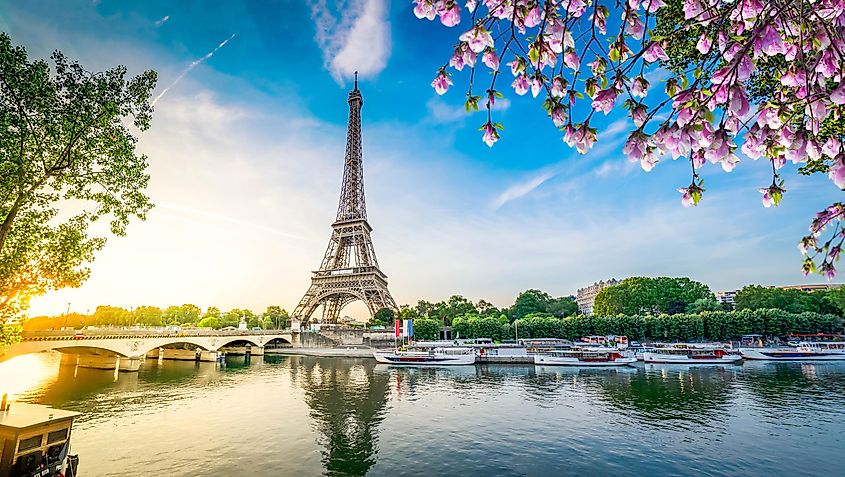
[576,279,619,316]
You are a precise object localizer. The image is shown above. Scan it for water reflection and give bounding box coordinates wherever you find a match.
[289,357,390,476]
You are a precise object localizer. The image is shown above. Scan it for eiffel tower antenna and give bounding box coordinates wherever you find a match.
[292,83,398,324]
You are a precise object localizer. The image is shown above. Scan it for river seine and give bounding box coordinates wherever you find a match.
[1,353,844,476]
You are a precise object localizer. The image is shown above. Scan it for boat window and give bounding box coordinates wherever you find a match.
[47,428,69,444]
[18,435,43,452]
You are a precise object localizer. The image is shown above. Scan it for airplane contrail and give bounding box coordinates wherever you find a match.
[151,33,237,106]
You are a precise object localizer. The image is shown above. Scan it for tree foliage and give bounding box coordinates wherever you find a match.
[412,317,441,340]
[734,285,840,315]
[594,277,713,316]
[0,32,157,319]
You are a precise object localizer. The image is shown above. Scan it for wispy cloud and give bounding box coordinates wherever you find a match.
[492,170,556,210]
[308,0,391,83]
[151,33,237,106]
[154,15,170,27]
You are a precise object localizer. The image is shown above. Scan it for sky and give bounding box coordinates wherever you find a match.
[2,0,842,319]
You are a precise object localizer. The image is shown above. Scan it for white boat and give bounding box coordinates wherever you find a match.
[740,341,845,361]
[533,349,637,367]
[372,347,475,366]
[643,344,742,364]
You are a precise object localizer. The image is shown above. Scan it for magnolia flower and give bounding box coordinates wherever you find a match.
[644,0,666,13]
[591,87,618,115]
[482,49,499,70]
[482,122,499,147]
[413,1,437,20]
[439,3,461,27]
[565,124,596,154]
[507,58,525,76]
[563,49,580,70]
[530,76,543,98]
[512,74,530,95]
[524,5,543,28]
[758,188,774,207]
[696,33,712,54]
[631,105,647,127]
[755,24,786,56]
[829,156,845,189]
[643,43,669,62]
[459,26,494,53]
[683,0,703,20]
[625,14,645,40]
[831,82,845,105]
[465,0,477,12]
[631,76,649,98]
[431,71,452,95]
[550,107,566,127]
[678,188,695,207]
[551,76,567,98]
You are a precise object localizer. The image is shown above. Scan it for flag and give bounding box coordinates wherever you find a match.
[394,319,400,337]
[402,319,413,338]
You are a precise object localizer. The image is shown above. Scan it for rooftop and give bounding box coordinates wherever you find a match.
[0,403,80,430]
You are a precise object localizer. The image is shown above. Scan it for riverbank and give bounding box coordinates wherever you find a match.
[265,347,375,357]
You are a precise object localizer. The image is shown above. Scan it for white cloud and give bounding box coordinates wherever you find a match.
[154,15,170,27]
[426,96,511,124]
[309,0,391,83]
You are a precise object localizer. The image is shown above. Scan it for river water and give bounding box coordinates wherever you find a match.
[1,353,844,476]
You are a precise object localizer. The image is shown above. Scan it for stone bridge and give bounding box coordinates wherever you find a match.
[2,330,297,371]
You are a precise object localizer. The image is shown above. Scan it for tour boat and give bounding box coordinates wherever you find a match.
[0,399,81,477]
[533,349,637,367]
[642,345,742,364]
[372,347,476,366]
[740,341,845,361]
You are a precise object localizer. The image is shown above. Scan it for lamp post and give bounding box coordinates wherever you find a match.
[64,302,71,329]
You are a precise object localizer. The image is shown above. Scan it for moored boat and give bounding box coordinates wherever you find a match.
[643,345,742,364]
[0,397,81,477]
[373,347,476,366]
[533,349,637,367]
[740,341,845,361]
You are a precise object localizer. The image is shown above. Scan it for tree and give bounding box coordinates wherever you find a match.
[510,289,552,320]
[262,306,289,329]
[685,297,721,314]
[372,307,395,327]
[412,1,845,278]
[546,296,578,318]
[0,321,20,353]
[734,285,840,314]
[413,318,441,340]
[594,277,713,315]
[0,33,157,320]
[133,306,163,326]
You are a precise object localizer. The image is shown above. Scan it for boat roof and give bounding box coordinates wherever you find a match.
[0,403,81,430]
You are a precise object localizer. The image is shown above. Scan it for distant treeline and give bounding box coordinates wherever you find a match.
[22,305,289,331]
[440,309,844,342]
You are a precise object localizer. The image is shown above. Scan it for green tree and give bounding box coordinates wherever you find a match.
[262,306,288,329]
[686,298,721,314]
[510,289,552,320]
[546,296,578,318]
[0,33,157,320]
[372,307,395,327]
[133,306,163,326]
[0,321,20,352]
[594,277,713,316]
[734,286,837,314]
[413,318,440,341]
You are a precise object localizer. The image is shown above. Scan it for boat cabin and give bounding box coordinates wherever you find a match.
[0,402,80,477]
[549,349,624,362]
[741,335,764,347]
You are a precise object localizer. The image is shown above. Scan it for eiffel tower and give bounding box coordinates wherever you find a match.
[292,76,398,324]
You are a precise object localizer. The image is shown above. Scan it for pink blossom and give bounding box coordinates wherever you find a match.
[780,70,806,87]
[530,76,543,98]
[683,0,703,20]
[591,87,618,115]
[644,0,666,13]
[696,33,712,54]
[755,24,786,56]
[459,26,494,53]
[482,49,499,70]
[729,88,750,117]
[563,49,580,70]
[550,107,566,127]
[625,14,645,40]
[482,122,499,147]
[507,58,525,76]
[564,0,589,17]
[431,71,453,95]
[831,82,845,105]
[565,124,597,154]
[623,133,647,163]
[413,1,437,20]
[524,5,543,28]
[631,105,647,127]
[551,76,567,98]
[631,76,649,98]
[758,188,774,208]
[512,74,530,96]
[692,150,706,169]
[678,188,695,207]
[829,156,845,189]
[465,0,477,13]
[816,50,839,78]
[736,55,755,81]
[439,3,461,27]
[643,43,669,62]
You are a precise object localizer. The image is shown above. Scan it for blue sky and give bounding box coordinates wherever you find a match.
[3,0,842,318]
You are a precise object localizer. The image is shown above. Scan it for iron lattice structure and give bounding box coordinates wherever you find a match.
[292,80,398,324]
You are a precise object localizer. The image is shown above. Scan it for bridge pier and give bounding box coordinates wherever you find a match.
[76,354,120,371]
[118,356,144,372]
[159,348,202,361]
[218,345,263,356]
[59,353,79,367]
